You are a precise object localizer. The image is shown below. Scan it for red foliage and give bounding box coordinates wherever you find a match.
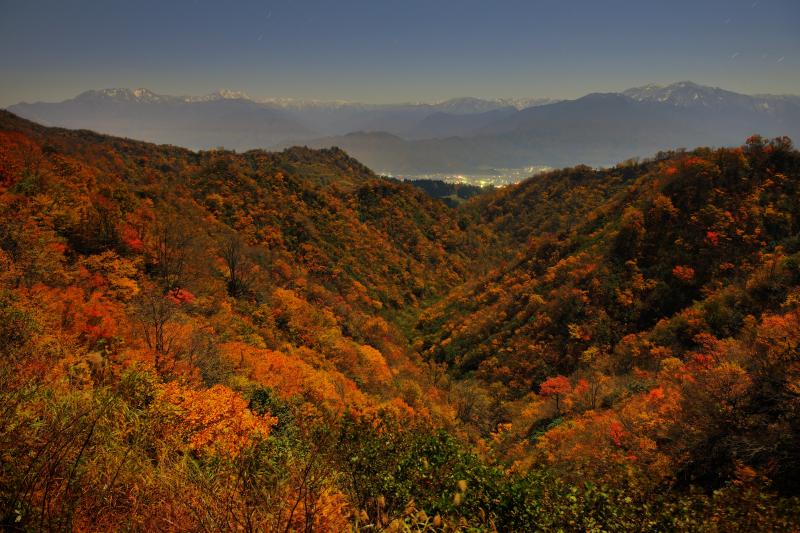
[121,224,145,252]
[682,156,707,167]
[672,265,695,282]
[165,288,195,305]
[608,421,626,447]
[648,387,665,402]
[574,378,590,396]
[540,375,572,396]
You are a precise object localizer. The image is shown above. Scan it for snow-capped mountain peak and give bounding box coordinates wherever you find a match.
[186,89,253,102]
[77,87,257,104]
[76,88,172,103]
[622,81,754,108]
[432,96,560,113]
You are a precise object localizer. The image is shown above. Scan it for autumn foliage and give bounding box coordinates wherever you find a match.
[1,110,799,530]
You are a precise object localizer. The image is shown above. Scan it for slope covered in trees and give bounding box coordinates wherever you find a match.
[417,135,800,495]
[0,110,477,530]
[1,111,799,531]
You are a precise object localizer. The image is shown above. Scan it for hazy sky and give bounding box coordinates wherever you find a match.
[1,0,799,106]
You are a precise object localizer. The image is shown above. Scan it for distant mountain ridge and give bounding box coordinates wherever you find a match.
[7,82,800,174]
[301,83,800,172]
[623,81,757,108]
[9,90,315,150]
[622,81,800,116]
[51,88,555,112]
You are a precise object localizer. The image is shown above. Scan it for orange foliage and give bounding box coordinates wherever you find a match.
[219,341,365,407]
[155,382,276,457]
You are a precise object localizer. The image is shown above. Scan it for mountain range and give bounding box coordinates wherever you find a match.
[7,81,800,175]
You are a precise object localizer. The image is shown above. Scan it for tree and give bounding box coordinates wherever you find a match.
[149,213,194,291]
[540,375,572,414]
[219,234,256,298]
[134,285,183,374]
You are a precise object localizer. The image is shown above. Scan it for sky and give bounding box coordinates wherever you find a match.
[1,0,799,107]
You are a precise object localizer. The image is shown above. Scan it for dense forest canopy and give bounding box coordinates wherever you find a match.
[1,110,799,531]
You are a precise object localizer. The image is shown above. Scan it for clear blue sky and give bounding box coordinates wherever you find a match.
[1,0,798,106]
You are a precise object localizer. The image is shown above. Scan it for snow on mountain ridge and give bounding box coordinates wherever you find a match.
[185,89,253,102]
[32,83,800,115]
[76,88,174,103]
[67,88,561,112]
[622,81,760,108]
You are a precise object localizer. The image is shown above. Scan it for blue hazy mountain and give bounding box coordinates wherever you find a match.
[7,82,799,174]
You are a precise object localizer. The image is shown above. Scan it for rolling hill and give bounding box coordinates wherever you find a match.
[1,111,799,530]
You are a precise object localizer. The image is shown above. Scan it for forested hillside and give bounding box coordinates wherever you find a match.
[1,111,799,531]
[418,136,800,494]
